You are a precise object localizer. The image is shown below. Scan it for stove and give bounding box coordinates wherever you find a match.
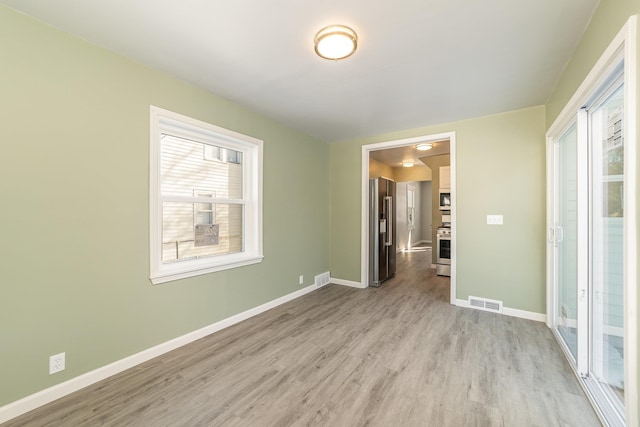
[436,226,451,276]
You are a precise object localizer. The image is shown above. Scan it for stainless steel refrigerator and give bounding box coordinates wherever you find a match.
[369,177,396,287]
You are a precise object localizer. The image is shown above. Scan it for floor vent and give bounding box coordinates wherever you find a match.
[315,272,331,288]
[468,296,503,314]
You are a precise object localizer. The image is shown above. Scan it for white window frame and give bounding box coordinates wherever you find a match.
[149,106,263,284]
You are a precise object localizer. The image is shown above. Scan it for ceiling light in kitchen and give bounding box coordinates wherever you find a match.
[314,25,358,60]
[402,161,414,168]
[416,143,433,151]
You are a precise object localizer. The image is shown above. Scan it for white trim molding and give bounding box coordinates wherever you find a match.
[502,307,547,323]
[455,299,546,323]
[0,284,317,424]
[622,16,638,427]
[330,277,366,289]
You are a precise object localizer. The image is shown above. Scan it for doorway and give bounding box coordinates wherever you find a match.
[361,132,456,304]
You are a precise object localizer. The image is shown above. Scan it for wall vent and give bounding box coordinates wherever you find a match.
[468,296,503,314]
[315,272,331,288]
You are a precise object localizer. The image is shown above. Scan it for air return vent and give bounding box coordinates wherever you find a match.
[468,296,503,314]
[315,272,331,288]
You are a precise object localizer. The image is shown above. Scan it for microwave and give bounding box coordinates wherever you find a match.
[439,190,451,211]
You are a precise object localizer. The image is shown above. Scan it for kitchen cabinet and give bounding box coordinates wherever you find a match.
[439,166,451,189]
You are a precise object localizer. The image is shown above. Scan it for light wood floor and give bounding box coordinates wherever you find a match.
[5,249,600,426]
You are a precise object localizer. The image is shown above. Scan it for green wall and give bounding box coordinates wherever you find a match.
[330,107,547,313]
[0,6,329,406]
[546,1,640,425]
[546,0,640,127]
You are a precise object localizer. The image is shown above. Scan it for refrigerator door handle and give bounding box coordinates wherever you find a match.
[385,196,393,246]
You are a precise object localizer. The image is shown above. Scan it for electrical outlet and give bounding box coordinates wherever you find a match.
[49,352,65,375]
[299,275,304,285]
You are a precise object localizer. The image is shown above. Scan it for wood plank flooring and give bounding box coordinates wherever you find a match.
[4,249,600,426]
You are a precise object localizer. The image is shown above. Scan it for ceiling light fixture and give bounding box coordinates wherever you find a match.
[402,161,414,168]
[314,25,358,60]
[416,143,433,151]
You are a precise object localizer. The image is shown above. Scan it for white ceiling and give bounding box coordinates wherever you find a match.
[1,0,599,142]
[369,140,450,167]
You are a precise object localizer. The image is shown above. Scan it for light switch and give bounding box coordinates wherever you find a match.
[487,214,503,225]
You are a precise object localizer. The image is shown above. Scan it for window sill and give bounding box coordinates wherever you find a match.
[150,255,264,285]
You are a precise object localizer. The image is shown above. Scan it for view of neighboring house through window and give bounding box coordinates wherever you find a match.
[194,190,216,228]
[150,106,263,284]
[193,190,220,248]
[160,136,243,262]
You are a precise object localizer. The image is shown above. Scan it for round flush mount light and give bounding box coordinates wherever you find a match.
[416,143,433,151]
[314,25,358,60]
[402,161,414,168]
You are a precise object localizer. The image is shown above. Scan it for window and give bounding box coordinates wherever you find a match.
[194,190,215,227]
[203,145,242,164]
[407,185,415,230]
[150,106,263,284]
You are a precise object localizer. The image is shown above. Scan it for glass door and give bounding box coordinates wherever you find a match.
[549,63,629,426]
[587,81,625,417]
[554,122,579,361]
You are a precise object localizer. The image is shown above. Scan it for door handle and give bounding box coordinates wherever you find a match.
[385,196,393,246]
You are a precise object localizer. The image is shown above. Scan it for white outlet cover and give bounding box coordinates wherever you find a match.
[49,352,66,374]
[299,275,304,285]
[487,214,504,225]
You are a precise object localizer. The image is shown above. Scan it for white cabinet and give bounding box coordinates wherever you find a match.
[439,166,451,189]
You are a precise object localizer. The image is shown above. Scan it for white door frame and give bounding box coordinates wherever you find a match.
[361,131,457,304]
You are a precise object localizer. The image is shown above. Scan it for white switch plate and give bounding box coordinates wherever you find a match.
[487,215,503,225]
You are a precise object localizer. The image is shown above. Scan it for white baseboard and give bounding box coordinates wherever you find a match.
[0,284,318,424]
[503,307,546,322]
[455,299,546,322]
[331,277,366,289]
